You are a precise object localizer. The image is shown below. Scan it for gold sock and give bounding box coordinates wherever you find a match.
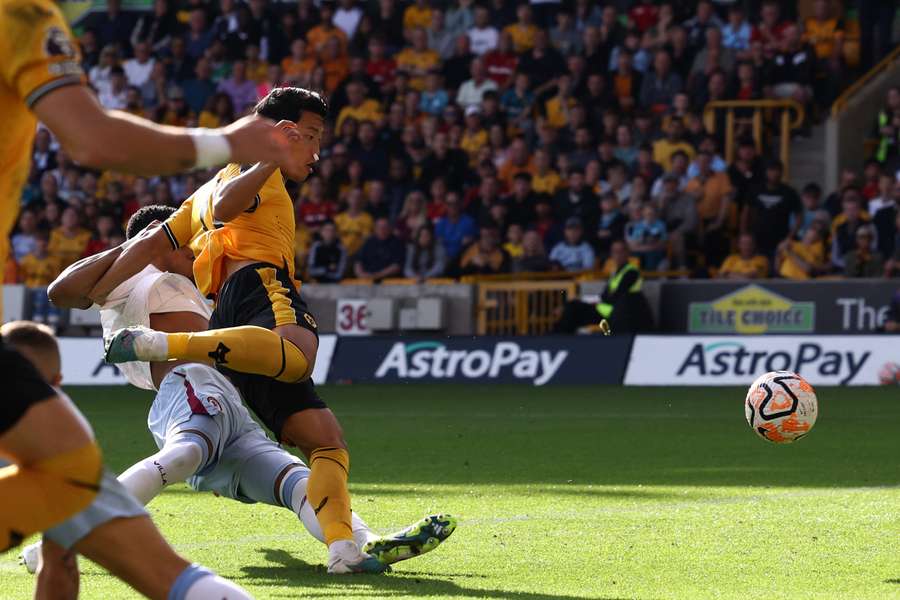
[166,326,310,382]
[306,447,353,546]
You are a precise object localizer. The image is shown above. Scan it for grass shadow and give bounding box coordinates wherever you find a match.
[240,549,633,599]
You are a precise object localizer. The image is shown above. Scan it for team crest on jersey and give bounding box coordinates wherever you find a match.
[304,313,318,329]
[44,26,76,59]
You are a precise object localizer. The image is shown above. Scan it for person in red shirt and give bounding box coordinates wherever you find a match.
[82,213,121,258]
[629,0,658,34]
[297,174,338,234]
[752,0,792,58]
[365,35,396,95]
[483,31,517,88]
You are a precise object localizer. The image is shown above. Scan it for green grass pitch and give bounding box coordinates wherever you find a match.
[2,384,899,599]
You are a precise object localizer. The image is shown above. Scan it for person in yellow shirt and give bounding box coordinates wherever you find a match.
[652,117,695,171]
[335,81,383,132]
[803,0,844,61]
[395,28,440,91]
[503,223,525,259]
[244,43,268,83]
[718,233,770,279]
[320,37,350,93]
[306,2,348,57]
[19,236,60,289]
[503,4,538,53]
[460,106,489,162]
[48,207,91,270]
[544,74,576,129]
[403,0,433,31]
[531,149,561,195]
[281,38,317,84]
[777,226,826,280]
[334,186,374,256]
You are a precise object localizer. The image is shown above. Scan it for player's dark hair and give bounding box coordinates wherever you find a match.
[254,87,328,122]
[126,204,176,239]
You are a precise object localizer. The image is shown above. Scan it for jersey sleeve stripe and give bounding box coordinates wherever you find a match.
[24,75,83,109]
[161,223,179,249]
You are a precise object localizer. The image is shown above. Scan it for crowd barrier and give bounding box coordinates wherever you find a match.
[57,333,897,388]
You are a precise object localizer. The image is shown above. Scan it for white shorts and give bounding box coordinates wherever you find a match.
[150,364,307,503]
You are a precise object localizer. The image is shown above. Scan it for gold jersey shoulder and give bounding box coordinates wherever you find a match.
[162,164,298,296]
[0,0,85,286]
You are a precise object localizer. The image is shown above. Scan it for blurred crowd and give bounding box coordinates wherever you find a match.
[6,0,900,319]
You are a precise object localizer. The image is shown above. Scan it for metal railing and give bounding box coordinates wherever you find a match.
[475,280,577,335]
[702,99,805,180]
[832,43,900,116]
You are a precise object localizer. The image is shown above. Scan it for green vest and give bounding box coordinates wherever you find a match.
[596,263,642,318]
[877,110,890,163]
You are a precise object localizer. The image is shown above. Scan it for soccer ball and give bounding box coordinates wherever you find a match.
[745,371,818,444]
[878,362,900,386]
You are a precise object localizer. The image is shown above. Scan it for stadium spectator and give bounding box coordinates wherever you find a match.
[791,183,831,240]
[355,216,406,281]
[459,225,509,275]
[549,217,594,272]
[722,6,752,54]
[874,180,900,259]
[555,169,597,227]
[513,230,551,273]
[456,58,498,109]
[884,213,900,278]
[777,226,827,280]
[48,207,90,271]
[553,240,653,333]
[11,209,40,263]
[17,233,60,326]
[624,202,666,269]
[685,149,733,265]
[718,233,769,279]
[830,187,873,270]
[307,221,348,283]
[334,187,374,258]
[843,226,884,278]
[99,66,129,110]
[652,118,695,172]
[404,224,447,280]
[657,173,698,269]
[435,194,477,260]
[769,24,815,117]
[467,5,499,56]
[741,159,801,259]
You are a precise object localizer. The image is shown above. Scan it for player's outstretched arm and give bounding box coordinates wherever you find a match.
[32,86,291,176]
[49,221,163,308]
[48,245,124,309]
[87,227,171,305]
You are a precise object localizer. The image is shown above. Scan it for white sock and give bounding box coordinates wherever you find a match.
[183,574,252,600]
[171,564,252,600]
[118,440,204,505]
[132,326,169,361]
[285,475,376,548]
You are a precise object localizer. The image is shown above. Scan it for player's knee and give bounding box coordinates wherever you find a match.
[164,437,206,480]
[275,324,318,381]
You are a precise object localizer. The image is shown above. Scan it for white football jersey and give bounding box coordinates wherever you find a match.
[99,265,212,390]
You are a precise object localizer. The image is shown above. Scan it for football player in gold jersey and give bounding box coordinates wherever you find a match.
[0,0,302,596]
[92,88,391,573]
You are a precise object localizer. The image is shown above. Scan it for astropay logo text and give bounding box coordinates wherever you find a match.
[375,341,568,385]
[677,341,870,384]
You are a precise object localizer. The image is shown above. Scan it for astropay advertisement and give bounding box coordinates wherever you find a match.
[624,335,899,386]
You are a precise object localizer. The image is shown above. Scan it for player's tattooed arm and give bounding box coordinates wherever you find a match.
[213,161,278,222]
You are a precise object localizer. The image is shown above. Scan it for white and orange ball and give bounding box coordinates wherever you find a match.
[745,371,818,444]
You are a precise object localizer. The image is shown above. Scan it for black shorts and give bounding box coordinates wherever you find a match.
[1,344,57,434]
[210,262,326,441]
